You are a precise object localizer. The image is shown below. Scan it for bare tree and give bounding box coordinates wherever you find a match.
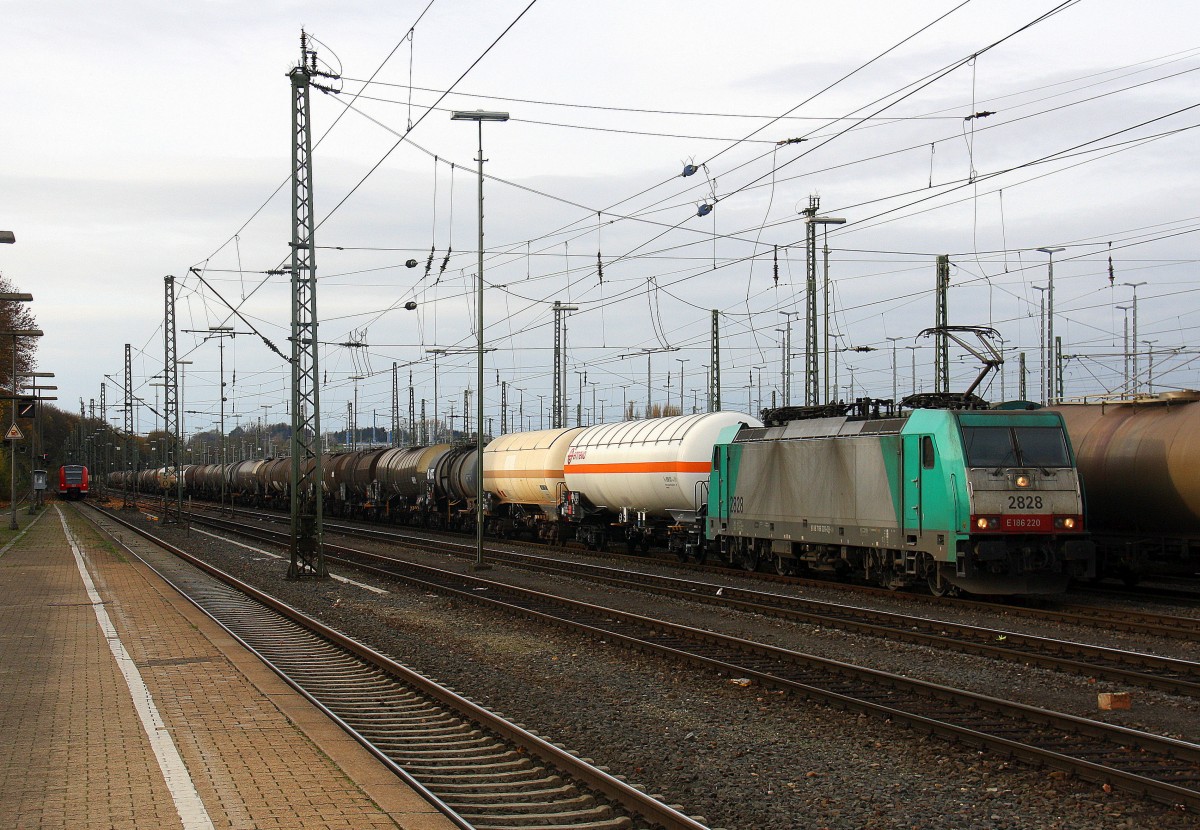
[0,272,39,393]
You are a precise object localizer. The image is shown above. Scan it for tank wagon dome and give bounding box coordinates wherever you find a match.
[484,427,584,506]
[564,412,762,518]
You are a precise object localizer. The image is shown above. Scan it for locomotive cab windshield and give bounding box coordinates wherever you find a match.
[961,425,1071,470]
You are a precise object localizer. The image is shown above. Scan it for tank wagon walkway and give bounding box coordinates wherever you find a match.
[0,505,454,830]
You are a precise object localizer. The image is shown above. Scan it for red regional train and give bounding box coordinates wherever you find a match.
[58,465,89,500]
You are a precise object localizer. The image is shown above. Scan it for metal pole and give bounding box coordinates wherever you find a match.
[676,358,686,414]
[1038,248,1064,403]
[709,309,721,412]
[473,119,486,570]
[1144,340,1155,394]
[1124,282,1147,394]
[1032,286,1047,405]
[779,312,796,406]
[1116,305,1131,394]
[887,337,902,405]
[9,334,16,529]
[907,346,918,397]
[218,332,227,510]
[450,109,508,571]
[645,352,652,418]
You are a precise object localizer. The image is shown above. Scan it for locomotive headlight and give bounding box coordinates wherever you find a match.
[1055,517,1077,529]
[975,516,998,530]
[1015,475,1031,488]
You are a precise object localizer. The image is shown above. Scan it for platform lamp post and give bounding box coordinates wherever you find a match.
[1,320,41,531]
[451,108,508,572]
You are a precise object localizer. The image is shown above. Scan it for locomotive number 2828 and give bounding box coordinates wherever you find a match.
[1007,494,1044,510]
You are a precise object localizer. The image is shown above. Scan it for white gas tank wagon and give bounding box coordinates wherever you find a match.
[563,412,762,521]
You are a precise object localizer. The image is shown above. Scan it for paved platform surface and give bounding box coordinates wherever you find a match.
[0,504,456,830]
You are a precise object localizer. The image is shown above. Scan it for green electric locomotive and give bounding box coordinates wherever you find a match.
[705,405,1095,595]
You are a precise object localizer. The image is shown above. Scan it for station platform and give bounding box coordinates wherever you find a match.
[0,504,455,830]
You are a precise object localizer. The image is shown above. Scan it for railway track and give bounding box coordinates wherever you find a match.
[189,500,1200,641]
[81,504,711,830]
[165,505,1200,811]
[181,503,1200,699]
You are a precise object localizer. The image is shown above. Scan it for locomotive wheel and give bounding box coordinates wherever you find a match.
[740,539,763,571]
[923,555,956,597]
[774,555,794,576]
[869,551,894,588]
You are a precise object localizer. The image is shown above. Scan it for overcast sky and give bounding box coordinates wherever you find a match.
[4,0,1199,441]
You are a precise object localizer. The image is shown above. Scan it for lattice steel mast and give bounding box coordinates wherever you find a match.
[123,343,133,509]
[552,301,577,427]
[935,255,950,394]
[709,309,720,412]
[163,275,181,522]
[288,30,336,579]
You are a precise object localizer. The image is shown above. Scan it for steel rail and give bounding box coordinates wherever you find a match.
[191,499,1200,641]
[186,505,1200,699]
[82,504,711,830]
[174,511,1200,811]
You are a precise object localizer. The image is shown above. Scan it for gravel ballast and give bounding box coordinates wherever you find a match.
[113,509,1198,830]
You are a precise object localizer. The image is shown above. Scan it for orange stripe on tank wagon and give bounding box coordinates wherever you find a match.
[482,469,565,479]
[563,461,711,475]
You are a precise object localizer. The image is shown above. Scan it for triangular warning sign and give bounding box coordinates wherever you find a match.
[5,424,23,441]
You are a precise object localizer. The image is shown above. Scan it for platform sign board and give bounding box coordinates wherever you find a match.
[32,470,46,491]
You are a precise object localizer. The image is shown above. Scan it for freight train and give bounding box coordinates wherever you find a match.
[109,405,1095,595]
[1047,391,1200,583]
